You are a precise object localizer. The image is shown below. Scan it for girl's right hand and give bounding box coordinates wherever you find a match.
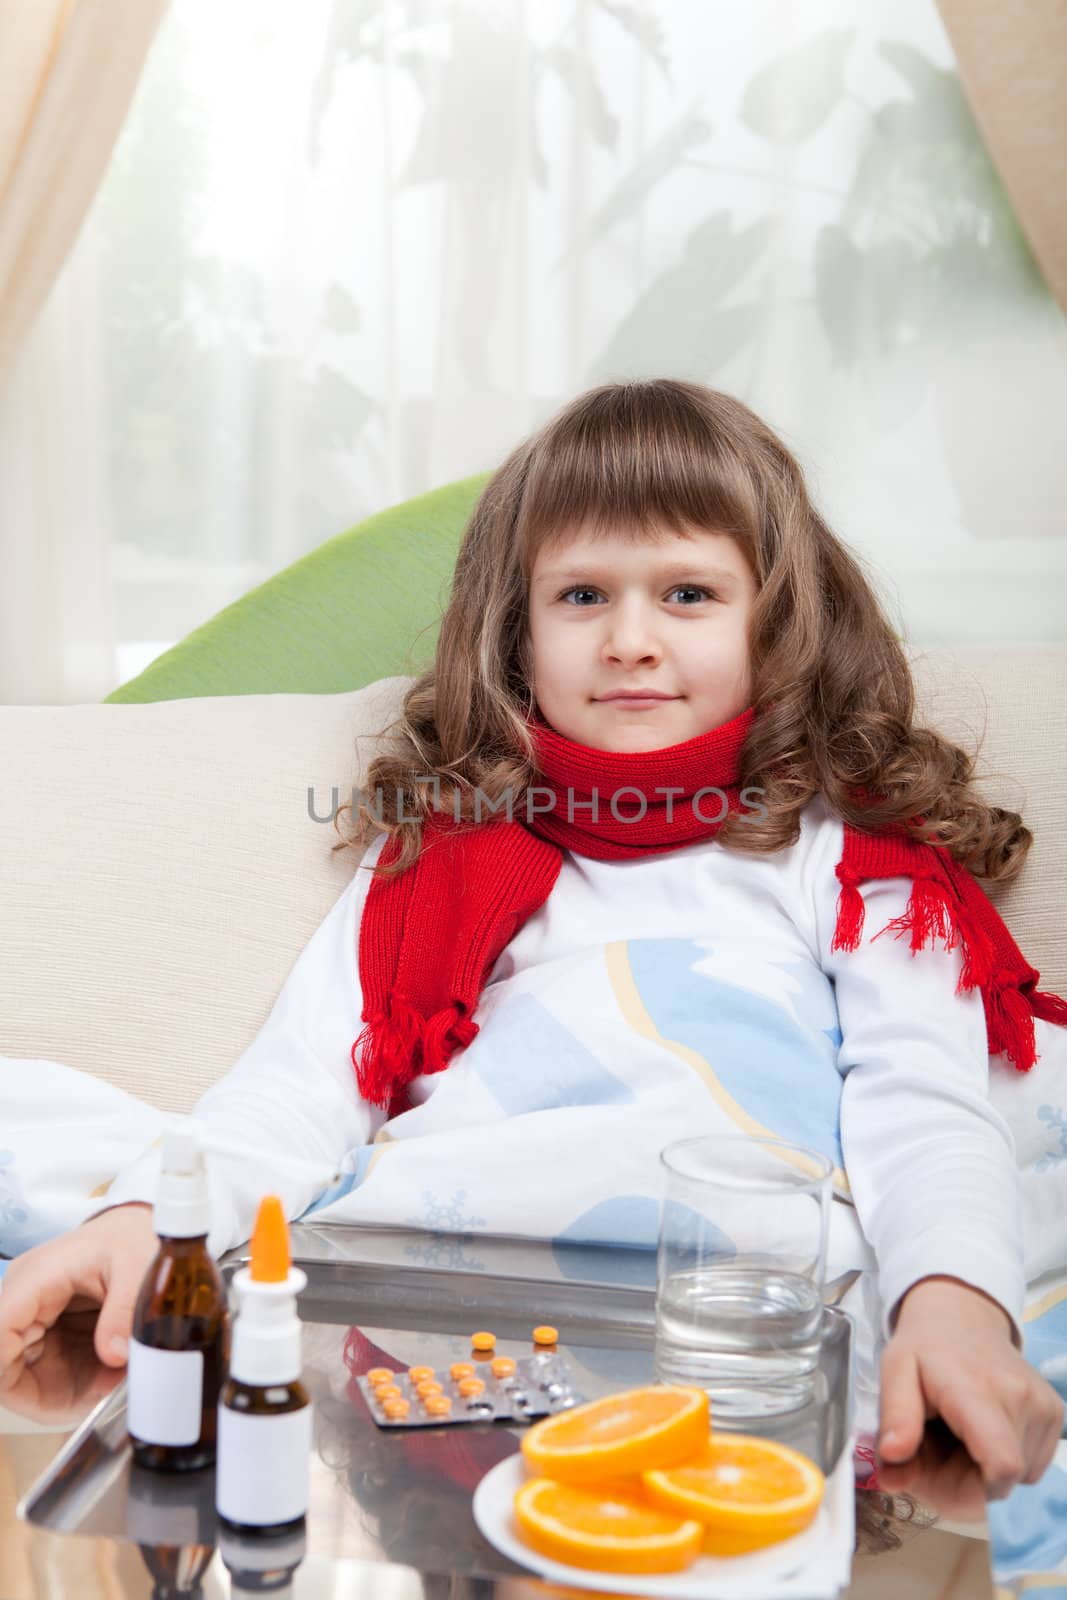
[0,1204,158,1373]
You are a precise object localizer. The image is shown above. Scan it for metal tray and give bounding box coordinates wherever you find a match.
[18,1226,853,1588]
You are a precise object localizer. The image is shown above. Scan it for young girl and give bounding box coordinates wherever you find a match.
[1,380,1064,1538]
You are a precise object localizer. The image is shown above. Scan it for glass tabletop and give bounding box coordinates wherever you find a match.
[1,1224,994,1600]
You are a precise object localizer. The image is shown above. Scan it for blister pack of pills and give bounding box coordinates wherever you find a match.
[357,1347,586,1429]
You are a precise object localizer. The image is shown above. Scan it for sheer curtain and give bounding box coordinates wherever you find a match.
[0,0,169,704]
[7,0,1067,703]
[937,0,1067,312]
[0,231,116,703]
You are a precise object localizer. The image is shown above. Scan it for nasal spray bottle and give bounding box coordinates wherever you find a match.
[128,1119,231,1471]
[216,1195,312,1532]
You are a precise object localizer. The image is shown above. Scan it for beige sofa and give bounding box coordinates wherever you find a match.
[2,653,1064,1113]
[2,652,1065,1567]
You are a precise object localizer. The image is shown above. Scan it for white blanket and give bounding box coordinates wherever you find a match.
[1,1048,1066,1584]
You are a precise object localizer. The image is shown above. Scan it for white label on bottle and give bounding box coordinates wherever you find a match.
[127,1338,204,1447]
[216,1403,312,1527]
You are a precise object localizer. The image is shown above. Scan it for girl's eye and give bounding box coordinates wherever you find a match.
[556,586,715,606]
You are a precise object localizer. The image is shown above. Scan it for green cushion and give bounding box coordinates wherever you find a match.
[106,474,488,703]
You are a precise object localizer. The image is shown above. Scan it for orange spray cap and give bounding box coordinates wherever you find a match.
[249,1195,290,1283]
[229,1196,307,1387]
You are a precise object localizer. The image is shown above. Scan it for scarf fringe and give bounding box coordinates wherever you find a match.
[830,869,866,954]
[988,981,1037,1074]
[352,994,480,1109]
[1031,990,1067,1028]
[421,1006,480,1074]
[833,870,969,962]
[832,866,1057,1073]
[879,874,960,957]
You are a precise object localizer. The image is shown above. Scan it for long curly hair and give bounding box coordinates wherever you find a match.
[335,378,1031,882]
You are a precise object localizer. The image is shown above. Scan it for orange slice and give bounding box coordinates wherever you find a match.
[642,1433,825,1556]
[513,1477,703,1574]
[521,1385,709,1485]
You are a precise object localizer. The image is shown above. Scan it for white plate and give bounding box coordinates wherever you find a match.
[472,1446,856,1600]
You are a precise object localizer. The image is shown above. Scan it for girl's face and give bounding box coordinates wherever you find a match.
[528,523,758,752]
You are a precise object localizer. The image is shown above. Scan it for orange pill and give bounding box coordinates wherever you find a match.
[367,1368,394,1384]
[450,1362,475,1381]
[532,1325,558,1346]
[415,1380,444,1399]
[407,1365,435,1383]
[374,1384,402,1402]
[471,1331,496,1351]
[490,1357,517,1378]
[382,1398,410,1419]
[424,1394,452,1416]
[457,1377,485,1397]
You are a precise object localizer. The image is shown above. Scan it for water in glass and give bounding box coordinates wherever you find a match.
[654,1263,823,1417]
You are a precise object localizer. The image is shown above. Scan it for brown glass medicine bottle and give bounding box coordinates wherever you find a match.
[128,1121,230,1471]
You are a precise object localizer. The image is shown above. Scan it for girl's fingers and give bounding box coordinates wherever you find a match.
[22,1338,47,1368]
[0,1256,103,1371]
[0,1285,54,1370]
[1021,1391,1066,1484]
[880,1422,986,1521]
[93,1262,144,1367]
[877,1343,928,1464]
[0,1354,27,1394]
[934,1385,1024,1498]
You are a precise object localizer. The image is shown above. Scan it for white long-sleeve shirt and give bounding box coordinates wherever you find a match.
[95,793,1025,1355]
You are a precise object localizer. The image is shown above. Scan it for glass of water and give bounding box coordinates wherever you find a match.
[654,1135,832,1419]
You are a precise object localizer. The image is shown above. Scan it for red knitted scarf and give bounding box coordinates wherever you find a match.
[352,707,1067,1114]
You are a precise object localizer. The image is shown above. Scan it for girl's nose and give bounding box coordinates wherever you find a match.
[601,602,663,666]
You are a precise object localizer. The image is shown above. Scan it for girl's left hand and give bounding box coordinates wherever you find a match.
[877,1275,1064,1504]
[0,1314,123,1428]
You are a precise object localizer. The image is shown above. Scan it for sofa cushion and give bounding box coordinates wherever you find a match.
[2,677,411,1113]
[1,653,1064,1115]
[105,476,487,704]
